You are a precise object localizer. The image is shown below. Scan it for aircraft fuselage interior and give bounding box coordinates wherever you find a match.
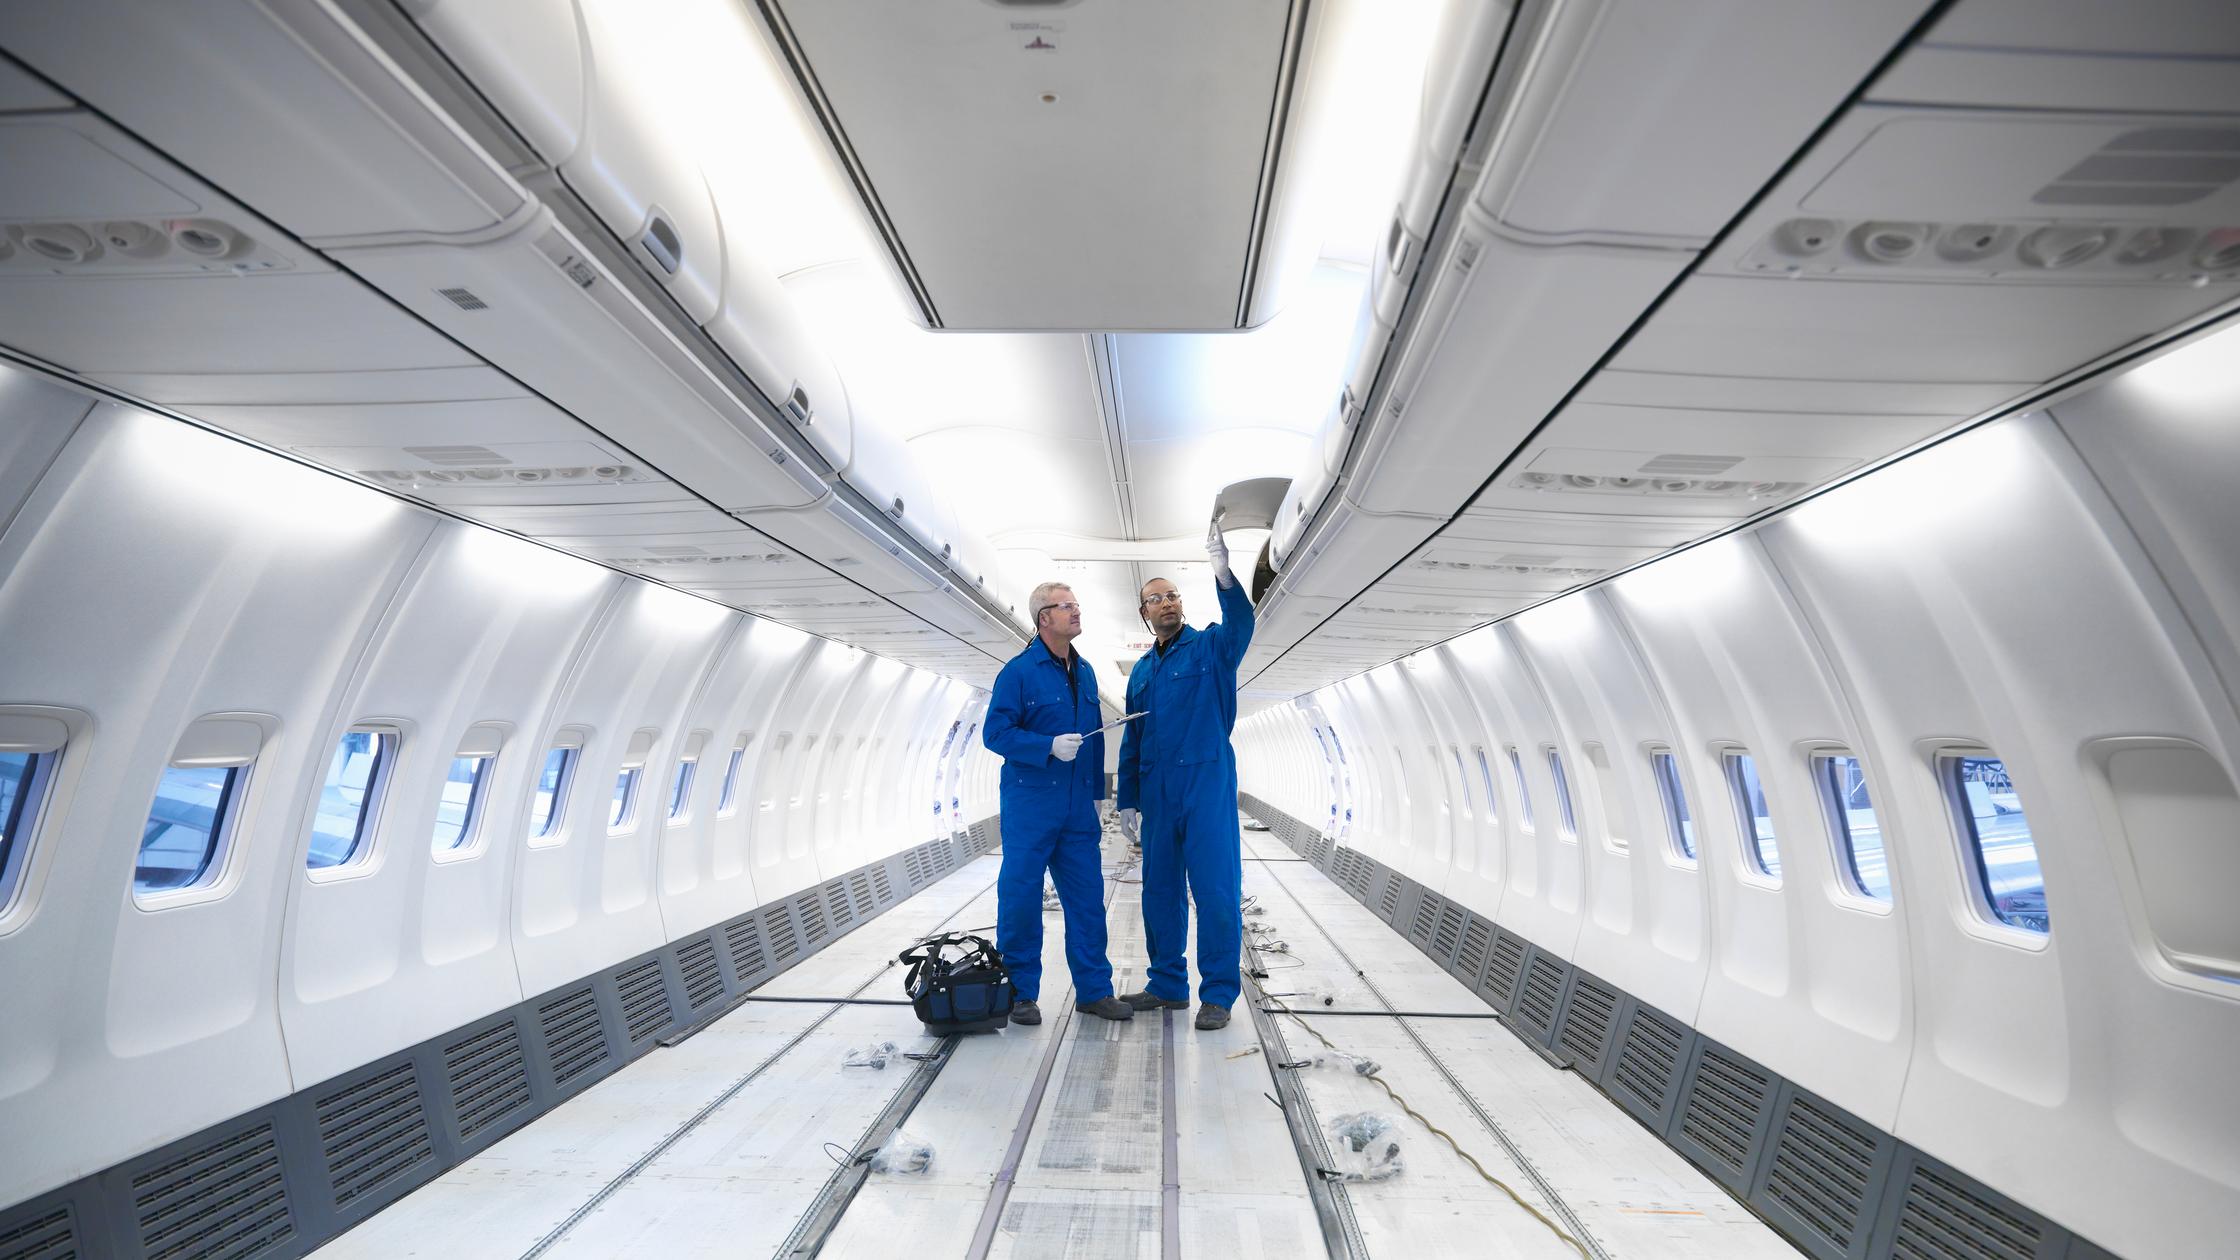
[1,1,2237,1257]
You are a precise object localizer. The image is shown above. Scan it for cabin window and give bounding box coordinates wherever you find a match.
[1450,745,1472,820]
[1473,746,1499,825]
[529,746,575,839]
[1816,753,1890,901]
[1651,751,1696,862]
[138,764,247,895]
[1944,754,2048,934]
[1547,748,1578,839]
[1508,747,1534,829]
[610,768,641,832]
[668,757,697,823]
[717,742,747,815]
[1723,752,1781,881]
[307,728,394,871]
[432,755,493,853]
[0,749,59,913]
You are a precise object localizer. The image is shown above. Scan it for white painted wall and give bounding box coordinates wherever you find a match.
[0,382,997,1209]
[1235,329,2240,1260]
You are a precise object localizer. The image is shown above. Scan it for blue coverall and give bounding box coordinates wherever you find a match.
[982,637,1113,1004]
[1118,578,1255,1009]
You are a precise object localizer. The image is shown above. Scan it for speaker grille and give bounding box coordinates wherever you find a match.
[616,959,673,1044]
[1892,1163,2045,1260]
[315,1061,433,1208]
[538,985,609,1089]
[678,937,726,1012]
[1611,1004,1685,1119]
[0,1205,77,1260]
[725,917,768,980]
[1514,952,1567,1041]
[129,1123,295,1260]
[1765,1095,1880,1252]
[1481,930,1527,1009]
[445,1019,532,1143]
[1680,1045,1772,1184]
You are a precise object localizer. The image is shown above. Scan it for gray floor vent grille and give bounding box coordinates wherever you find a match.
[0,1205,75,1260]
[1892,1163,2044,1260]
[616,960,672,1044]
[1481,930,1527,1009]
[1611,1004,1686,1122]
[1556,976,1619,1072]
[444,1020,531,1143]
[1431,903,1466,964]
[129,1122,295,1260]
[849,871,876,916]
[1680,1045,1773,1185]
[904,847,928,886]
[725,917,768,980]
[1765,1095,1880,1253]
[1454,916,1492,983]
[795,892,830,946]
[824,880,853,931]
[764,906,801,963]
[677,937,726,1012]
[1515,952,1567,1041]
[871,866,894,903]
[538,986,609,1089]
[315,1062,433,1208]
[1408,893,1442,949]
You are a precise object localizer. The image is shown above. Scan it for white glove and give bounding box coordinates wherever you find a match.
[1119,807,1139,835]
[1206,520,1232,580]
[1051,732,1084,762]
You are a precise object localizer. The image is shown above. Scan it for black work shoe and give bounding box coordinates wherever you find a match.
[1075,996,1136,1021]
[1194,1003,1231,1031]
[1119,989,1190,1011]
[1011,999,1042,1026]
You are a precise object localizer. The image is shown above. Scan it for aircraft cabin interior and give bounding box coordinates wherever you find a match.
[0,1,2236,1258]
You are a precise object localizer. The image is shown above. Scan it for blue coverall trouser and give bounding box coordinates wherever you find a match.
[995,798,1112,1004]
[1138,760,1243,1009]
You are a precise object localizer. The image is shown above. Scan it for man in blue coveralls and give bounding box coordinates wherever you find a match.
[981,582,1135,1026]
[1117,526,1254,1030]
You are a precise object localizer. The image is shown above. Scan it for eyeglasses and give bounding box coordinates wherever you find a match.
[1140,591,1183,607]
[1039,602,1082,616]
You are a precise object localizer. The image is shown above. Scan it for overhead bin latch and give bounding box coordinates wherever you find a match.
[1208,476,1290,604]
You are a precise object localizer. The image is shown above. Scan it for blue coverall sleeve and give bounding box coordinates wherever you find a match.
[1206,576,1257,673]
[1116,673,1142,811]
[981,661,1050,766]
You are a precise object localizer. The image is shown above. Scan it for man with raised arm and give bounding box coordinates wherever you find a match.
[981,582,1134,1026]
[1117,525,1256,1030]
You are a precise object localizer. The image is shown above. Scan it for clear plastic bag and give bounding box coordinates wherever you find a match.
[1327,1111,1404,1182]
[1286,1050,1381,1077]
[870,1129,933,1174]
[842,1041,900,1071]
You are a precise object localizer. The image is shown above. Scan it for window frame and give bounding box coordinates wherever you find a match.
[609,728,660,836]
[716,736,750,817]
[431,753,497,858]
[1648,747,1697,865]
[526,738,581,846]
[306,724,401,877]
[1813,750,1894,909]
[667,757,697,824]
[1720,748,1782,885]
[0,743,62,922]
[136,762,252,905]
[1937,749,2051,942]
[1472,745,1498,826]
[1545,746,1577,841]
[1506,746,1534,831]
[1583,741,1627,853]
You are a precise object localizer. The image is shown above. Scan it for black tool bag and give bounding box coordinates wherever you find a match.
[899,931,1015,1034]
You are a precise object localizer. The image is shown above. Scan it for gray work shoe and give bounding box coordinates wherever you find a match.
[1194,1003,1231,1031]
[1075,996,1136,1021]
[1120,989,1190,1011]
[1010,999,1041,1026]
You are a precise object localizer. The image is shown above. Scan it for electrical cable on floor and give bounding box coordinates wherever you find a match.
[1245,935,1594,1260]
